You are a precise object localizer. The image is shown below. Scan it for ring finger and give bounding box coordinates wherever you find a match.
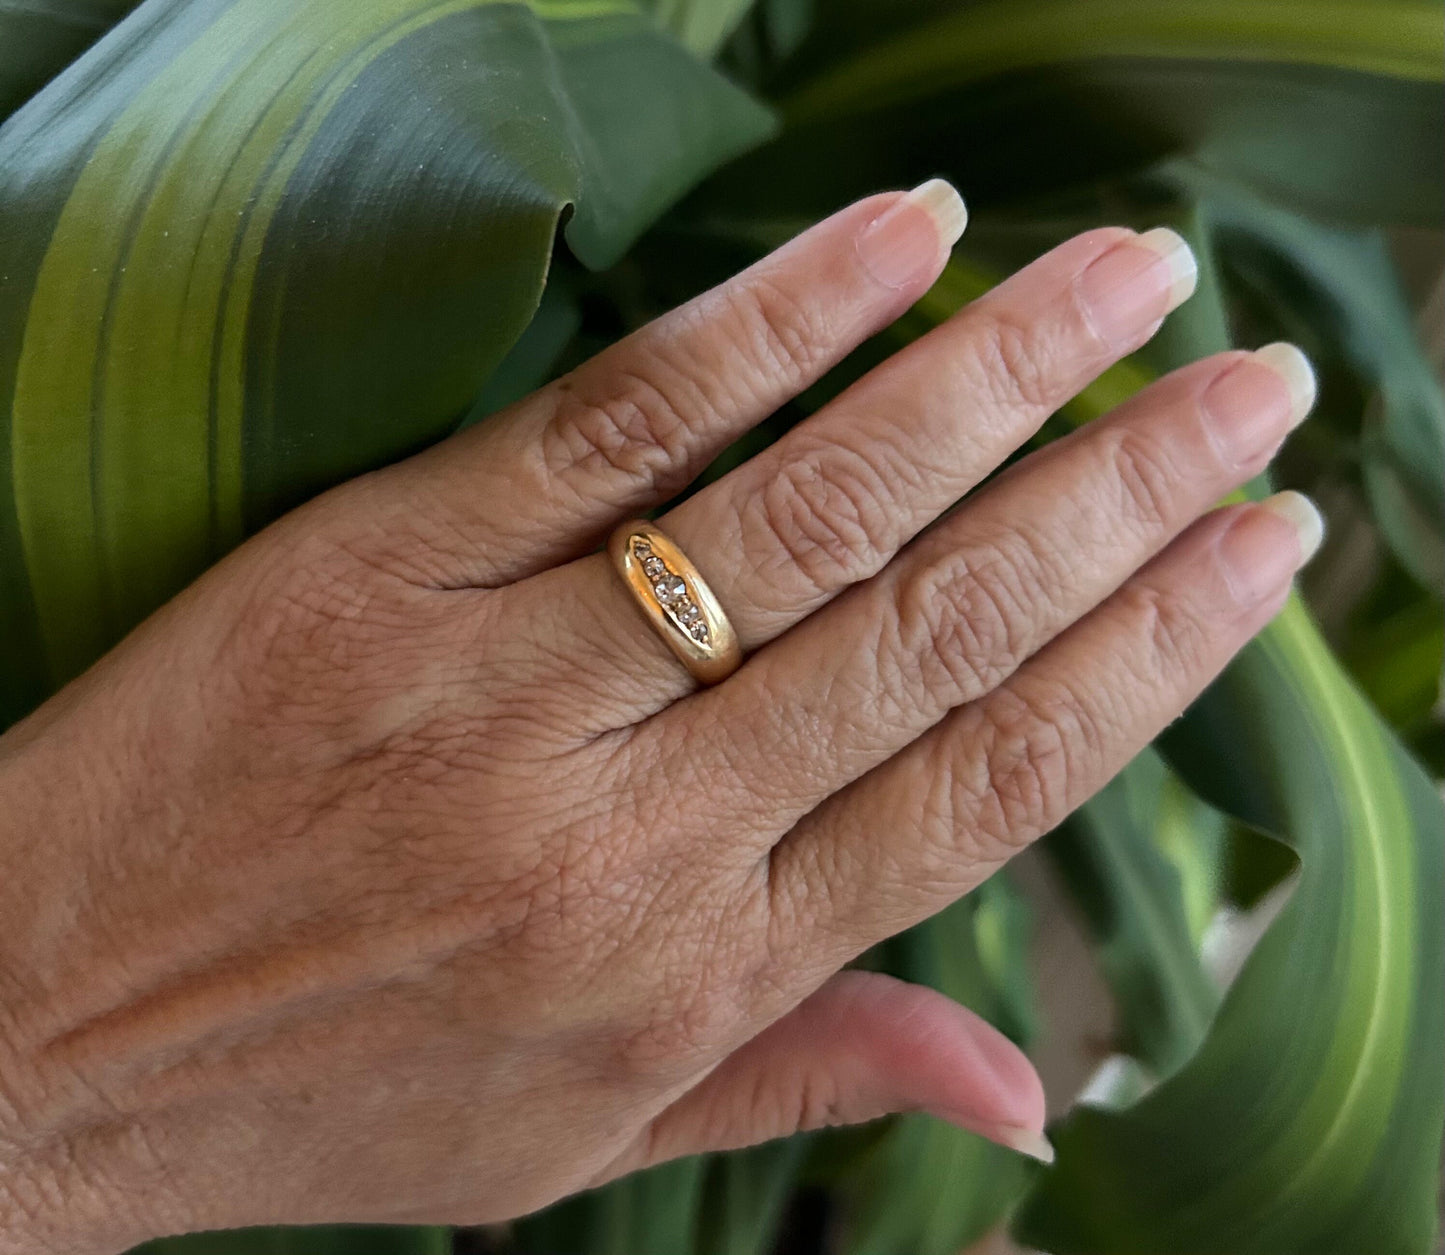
[632,342,1315,842]
[522,220,1200,714]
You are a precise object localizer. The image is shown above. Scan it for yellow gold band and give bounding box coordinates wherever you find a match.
[607,520,742,686]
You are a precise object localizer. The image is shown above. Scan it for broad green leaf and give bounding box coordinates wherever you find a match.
[513,1156,709,1254]
[1182,169,1445,593]
[0,0,140,120]
[866,250,1443,1253]
[695,1139,809,1255]
[838,877,1039,1255]
[0,0,774,724]
[1048,750,1224,1079]
[135,1225,450,1254]
[699,0,1443,225]
[642,0,756,56]
[1020,604,1445,1255]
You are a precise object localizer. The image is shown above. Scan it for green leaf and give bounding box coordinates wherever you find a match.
[702,0,1443,225]
[642,0,757,57]
[838,878,1039,1255]
[0,0,774,724]
[1181,170,1445,593]
[696,1139,808,1255]
[1047,750,1224,1078]
[870,247,1442,1255]
[513,1156,709,1255]
[0,0,140,121]
[1020,604,1445,1255]
[133,1225,451,1254]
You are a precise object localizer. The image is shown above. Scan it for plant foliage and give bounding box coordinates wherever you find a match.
[1,0,1441,1252]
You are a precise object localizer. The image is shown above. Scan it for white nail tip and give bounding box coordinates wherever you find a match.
[907,177,968,248]
[1136,226,1198,310]
[1253,342,1318,428]
[1262,490,1325,564]
[994,1125,1057,1165]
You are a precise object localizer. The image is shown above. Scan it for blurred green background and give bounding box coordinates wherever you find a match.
[1,0,1441,1251]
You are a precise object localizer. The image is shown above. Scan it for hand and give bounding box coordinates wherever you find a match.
[0,182,1318,1253]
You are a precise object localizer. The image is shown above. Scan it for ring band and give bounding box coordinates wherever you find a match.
[607,520,742,685]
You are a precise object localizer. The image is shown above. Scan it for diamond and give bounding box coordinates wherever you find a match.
[632,539,651,557]
[677,601,701,624]
[642,556,667,577]
[653,574,687,604]
[689,621,710,642]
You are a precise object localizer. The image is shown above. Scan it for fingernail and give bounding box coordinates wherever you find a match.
[1253,342,1317,428]
[1200,344,1315,466]
[856,178,968,289]
[1217,491,1324,604]
[1261,489,1325,562]
[984,1123,1056,1165]
[1076,227,1196,348]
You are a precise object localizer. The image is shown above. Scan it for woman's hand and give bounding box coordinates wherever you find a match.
[0,182,1318,1253]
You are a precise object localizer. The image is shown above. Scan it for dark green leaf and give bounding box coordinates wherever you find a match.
[839,877,1039,1255]
[133,1224,450,1255]
[0,0,774,723]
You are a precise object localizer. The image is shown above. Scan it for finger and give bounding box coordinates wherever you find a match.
[767,493,1323,959]
[632,344,1315,832]
[596,970,1049,1181]
[349,183,967,587]
[528,222,1199,712]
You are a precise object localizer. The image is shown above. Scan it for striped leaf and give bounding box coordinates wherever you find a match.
[0,0,773,723]
[885,247,1444,1253]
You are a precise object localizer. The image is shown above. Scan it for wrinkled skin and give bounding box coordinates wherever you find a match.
[0,186,1315,1253]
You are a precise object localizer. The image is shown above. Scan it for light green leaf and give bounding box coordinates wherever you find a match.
[0,0,774,724]
[1048,750,1224,1078]
[880,249,1443,1255]
[1020,603,1445,1255]
[0,0,140,120]
[642,0,756,56]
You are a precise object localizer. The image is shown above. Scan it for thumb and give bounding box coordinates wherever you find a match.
[607,969,1051,1178]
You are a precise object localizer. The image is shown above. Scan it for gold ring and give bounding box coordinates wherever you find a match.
[607,520,742,685]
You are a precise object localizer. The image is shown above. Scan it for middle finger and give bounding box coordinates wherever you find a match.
[528,224,1198,714]
[636,342,1314,841]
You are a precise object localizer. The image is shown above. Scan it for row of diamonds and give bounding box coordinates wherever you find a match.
[632,538,710,643]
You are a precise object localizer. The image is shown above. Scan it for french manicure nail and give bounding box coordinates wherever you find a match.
[1217,491,1324,604]
[856,178,968,289]
[1076,227,1196,348]
[1252,342,1317,428]
[1261,489,1325,563]
[985,1123,1056,1165]
[1136,227,1199,309]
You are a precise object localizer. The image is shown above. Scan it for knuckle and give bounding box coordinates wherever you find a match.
[723,273,829,393]
[541,362,702,497]
[751,442,895,597]
[969,684,1086,852]
[610,957,745,1077]
[893,536,1046,703]
[971,305,1058,416]
[1106,425,1179,535]
[1122,579,1209,682]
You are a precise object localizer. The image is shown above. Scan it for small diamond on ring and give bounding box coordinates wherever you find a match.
[653,575,687,604]
[642,556,666,577]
